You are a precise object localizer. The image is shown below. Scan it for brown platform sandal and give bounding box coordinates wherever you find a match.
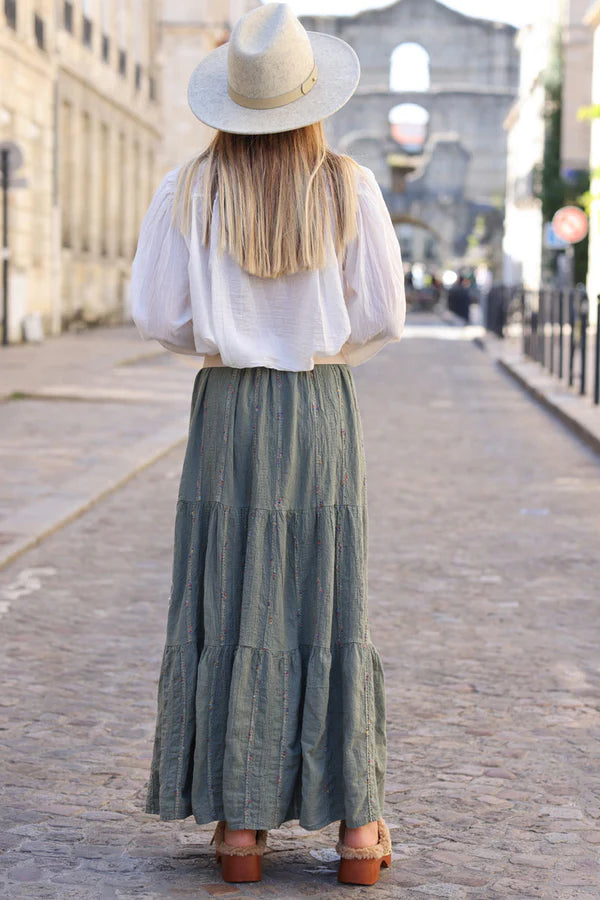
[336,818,392,886]
[210,821,268,883]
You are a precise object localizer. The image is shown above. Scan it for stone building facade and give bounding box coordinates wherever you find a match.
[2,0,59,340]
[1,0,162,340]
[301,0,519,271]
[157,0,258,176]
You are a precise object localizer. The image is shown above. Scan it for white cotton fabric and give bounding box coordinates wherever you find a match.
[130,162,406,371]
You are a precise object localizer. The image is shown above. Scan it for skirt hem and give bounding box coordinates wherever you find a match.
[143,804,385,832]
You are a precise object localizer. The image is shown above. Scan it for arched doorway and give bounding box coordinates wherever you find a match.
[392,214,441,265]
[392,214,444,311]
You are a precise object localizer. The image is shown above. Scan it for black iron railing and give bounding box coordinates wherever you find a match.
[484,285,600,406]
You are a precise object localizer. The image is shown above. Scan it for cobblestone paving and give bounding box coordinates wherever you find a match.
[1,323,600,899]
[0,326,198,563]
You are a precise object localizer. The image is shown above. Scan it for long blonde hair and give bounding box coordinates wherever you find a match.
[172,121,361,279]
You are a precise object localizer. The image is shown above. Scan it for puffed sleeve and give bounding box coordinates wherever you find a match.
[340,165,406,366]
[130,167,197,355]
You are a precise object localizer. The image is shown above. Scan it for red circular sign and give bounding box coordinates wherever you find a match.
[552,206,588,244]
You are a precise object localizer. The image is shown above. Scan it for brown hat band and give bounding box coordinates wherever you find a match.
[228,62,318,110]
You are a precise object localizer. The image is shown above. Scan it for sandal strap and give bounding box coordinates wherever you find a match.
[212,821,268,857]
[336,819,392,860]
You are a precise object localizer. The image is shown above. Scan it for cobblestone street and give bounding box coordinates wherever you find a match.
[1,319,600,899]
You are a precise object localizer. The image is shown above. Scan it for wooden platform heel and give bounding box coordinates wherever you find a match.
[336,818,392,886]
[211,821,268,883]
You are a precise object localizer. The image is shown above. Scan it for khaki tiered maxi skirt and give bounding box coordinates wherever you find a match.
[145,363,387,830]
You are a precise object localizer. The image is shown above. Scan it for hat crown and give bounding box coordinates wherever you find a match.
[228,3,315,101]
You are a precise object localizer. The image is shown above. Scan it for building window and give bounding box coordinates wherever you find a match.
[119,49,127,76]
[149,76,156,102]
[60,100,73,248]
[390,43,430,92]
[389,103,429,154]
[133,140,140,241]
[135,63,142,90]
[102,33,110,62]
[63,0,73,32]
[81,112,91,251]
[83,16,92,47]
[5,0,16,30]
[30,122,45,268]
[34,13,44,49]
[118,132,127,257]
[100,123,109,256]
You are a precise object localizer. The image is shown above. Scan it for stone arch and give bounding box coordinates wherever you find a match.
[389,103,429,154]
[391,213,441,243]
[390,42,430,92]
[392,215,445,266]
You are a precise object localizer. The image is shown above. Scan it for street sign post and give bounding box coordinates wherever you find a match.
[552,206,588,244]
[543,222,569,250]
[551,206,588,289]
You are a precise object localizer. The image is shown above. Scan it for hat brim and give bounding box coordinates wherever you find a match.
[187,32,360,135]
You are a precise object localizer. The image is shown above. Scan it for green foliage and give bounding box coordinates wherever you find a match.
[466,215,486,250]
[577,103,600,121]
[536,25,564,223]
[576,107,600,239]
[576,168,600,217]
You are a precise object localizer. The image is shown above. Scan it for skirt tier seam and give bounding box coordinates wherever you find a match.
[160,639,381,652]
[176,497,366,512]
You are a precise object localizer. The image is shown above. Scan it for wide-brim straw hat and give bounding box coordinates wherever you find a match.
[188,2,360,135]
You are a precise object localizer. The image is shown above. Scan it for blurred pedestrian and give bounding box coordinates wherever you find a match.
[448,276,472,322]
[130,2,405,888]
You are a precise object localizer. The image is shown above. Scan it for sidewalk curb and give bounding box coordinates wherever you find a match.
[474,334,600,457]
[0,423,187,571]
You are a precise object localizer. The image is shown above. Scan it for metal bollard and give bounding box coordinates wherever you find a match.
[579,287,588,397]
[558,289,564,381]
[538,289,545,365]
[568,289,575,388]
[595,296,600,405]
[549,288,555,376]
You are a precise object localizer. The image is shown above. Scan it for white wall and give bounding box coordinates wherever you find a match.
[503,28,548,290]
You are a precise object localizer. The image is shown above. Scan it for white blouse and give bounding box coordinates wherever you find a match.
[130,161,406,371]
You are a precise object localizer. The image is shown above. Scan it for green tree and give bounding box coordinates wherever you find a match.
[535,25,590,284]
